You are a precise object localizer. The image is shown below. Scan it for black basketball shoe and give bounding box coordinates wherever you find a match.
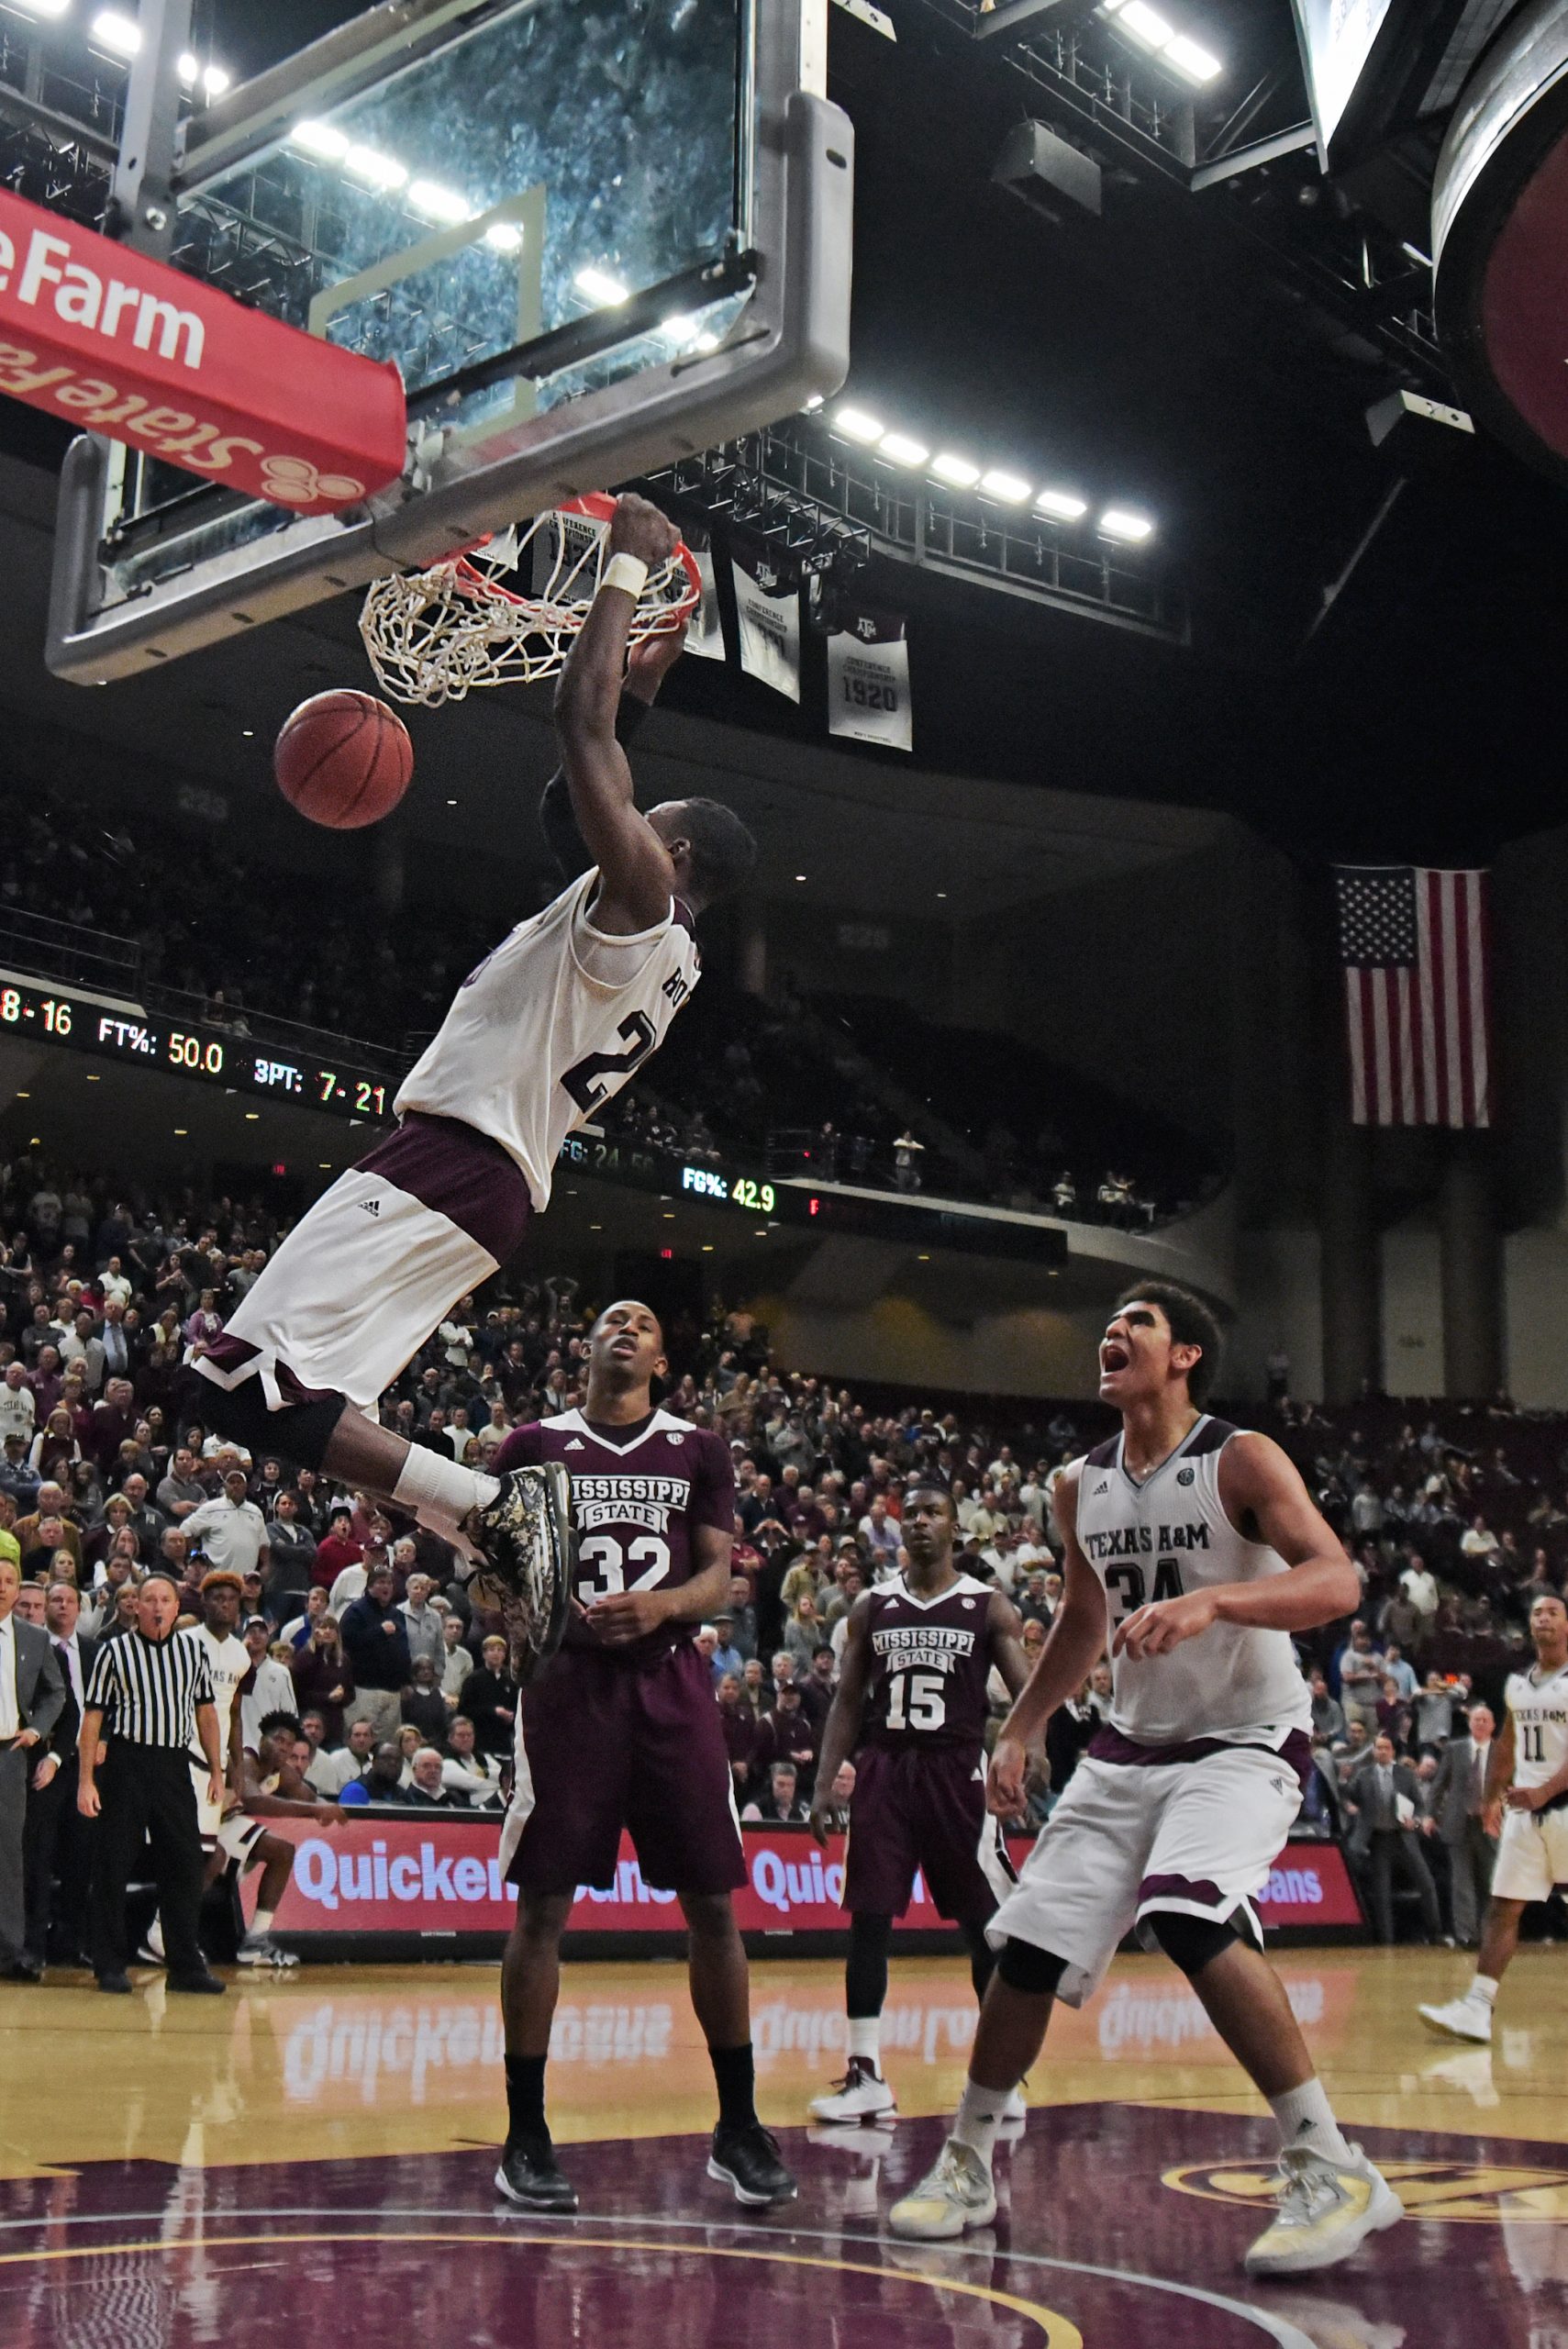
[495,2132,579,2212]
[707,2121,798,2207]
[467,1462,573,1683]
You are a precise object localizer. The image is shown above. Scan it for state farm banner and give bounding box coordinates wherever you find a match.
[683,528,726,662]
[730,540,800,701]
[827,603,913,751]
[0,188,406,516]
[256,1818,1362,1941]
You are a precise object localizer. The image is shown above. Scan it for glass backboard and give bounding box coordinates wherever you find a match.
[48,0,851,683]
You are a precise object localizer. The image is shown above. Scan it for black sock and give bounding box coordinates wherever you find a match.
[709,2042,757,2131]
[505,2053,549,2143]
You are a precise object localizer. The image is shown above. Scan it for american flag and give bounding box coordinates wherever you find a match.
[1335,867,1492,1128]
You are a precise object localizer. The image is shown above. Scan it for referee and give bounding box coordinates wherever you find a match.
[78,1575,227,1996]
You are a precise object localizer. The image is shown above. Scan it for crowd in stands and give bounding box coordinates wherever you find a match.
[1,783,1205,1224]
[4,1144,1562,1965]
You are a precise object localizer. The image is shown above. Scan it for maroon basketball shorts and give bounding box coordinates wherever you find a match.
[506,1640,747,1898]
[843,1742,1017,1922]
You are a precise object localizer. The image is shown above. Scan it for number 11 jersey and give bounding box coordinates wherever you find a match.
[395,869,701,1211]
[1075,1415,1312,1750]
[493,1407,734,1664]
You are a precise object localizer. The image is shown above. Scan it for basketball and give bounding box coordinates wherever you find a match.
[273,690,413,829]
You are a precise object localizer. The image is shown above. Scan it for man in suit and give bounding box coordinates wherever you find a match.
[1345,1731,1443,1944]
[19,1579,97,1975]
[1429,1701,1500,1947]
[0,1555,66,1977]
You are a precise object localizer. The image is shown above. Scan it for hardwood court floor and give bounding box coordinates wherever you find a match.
[2,1943,1565,2348]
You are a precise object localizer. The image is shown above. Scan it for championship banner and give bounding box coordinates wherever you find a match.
[682,528,726,661]
[0,187,406,517]
[254,1818,1363,1942]
[730,540,801,701]
[827,603,913,751]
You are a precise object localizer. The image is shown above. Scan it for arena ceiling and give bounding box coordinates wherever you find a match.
[1,0,1564,875]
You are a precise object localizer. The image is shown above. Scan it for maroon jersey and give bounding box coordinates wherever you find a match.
[493,1407,732,1663]
[862,1572,995,1753]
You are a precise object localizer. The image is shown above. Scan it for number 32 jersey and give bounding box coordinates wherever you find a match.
[493,1408,733,1664]
[1075,1416,1312,1750]
[862,1574,994,1753]
[395,870,701,1210]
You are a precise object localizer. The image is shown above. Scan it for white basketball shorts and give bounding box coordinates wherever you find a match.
[986,1742,1307,2007]
[190,1113,530,1416]
[194,1768,268,1862]
[1491,1804,1568,1904]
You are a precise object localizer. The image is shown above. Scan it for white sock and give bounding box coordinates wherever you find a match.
[951,2077,1014,2167]
[146,1913,164,1959]
[391,1444,498,1540]
[1470,1975,1499,2007]
[1269,2077,1353,2165]
[250,1909,274,1941]
[848,2016,881,2066]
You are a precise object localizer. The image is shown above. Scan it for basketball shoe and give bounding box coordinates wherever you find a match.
[707,2121,797,2206]
[1417,1990,1493,2043]
[495,2132,578,2212]
[1242,2146,1403,2276]
[811,2056,897,2123]
[236,1934,299,1968]
[467,1463,573,1681]
[888,2138,998,2241]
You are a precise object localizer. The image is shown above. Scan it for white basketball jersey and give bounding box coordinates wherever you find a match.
[187,1626,249,1769]
[395,870,701,1208]
[1504,1661,1568,1789]
[1074,1416,1312,1747]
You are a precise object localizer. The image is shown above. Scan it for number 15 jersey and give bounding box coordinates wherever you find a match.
[1075,1416,1312,1749]
[862,1574,995,1753]
[395,869,701,1210]
[492,1408,733,1665]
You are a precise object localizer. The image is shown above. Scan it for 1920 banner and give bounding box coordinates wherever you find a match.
[0,187,406,516]
[255,1818,1364,1943]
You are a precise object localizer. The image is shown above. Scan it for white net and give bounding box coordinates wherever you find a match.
[359,496,699,708]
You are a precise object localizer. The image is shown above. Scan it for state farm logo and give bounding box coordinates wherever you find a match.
[0,223,205,367]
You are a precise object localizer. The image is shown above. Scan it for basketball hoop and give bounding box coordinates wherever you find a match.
[358,492,701,708]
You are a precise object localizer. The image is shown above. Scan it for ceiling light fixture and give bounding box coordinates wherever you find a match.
[288,119,350,161]
[574,265,628,306]
[484,222,524,253]
[89,8,139,55]
[980,468,1031,503]
[879,430,930,467]
[1098,506,1155,541]
[201,61,230,95]
[832,404,884,444]
[1036,486,1088,521]
[1163,32,1220,81]
[407,179,472,225]
[6,0,72,19]
[929,451,981,488]
[1118,1,1173,49]
[344,144,406,190]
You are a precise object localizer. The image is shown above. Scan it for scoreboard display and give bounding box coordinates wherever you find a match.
[0,977,393,1123]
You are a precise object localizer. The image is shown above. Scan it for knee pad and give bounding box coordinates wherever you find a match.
[996,1937,1066,1998]
[1146,1909,1241,1977]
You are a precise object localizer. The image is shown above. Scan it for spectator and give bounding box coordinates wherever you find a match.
[406,1746,466,1808]
[1428,1701,1498,1947]
[742,1761,808,1823]
[399,1572,445,1672]
[708,1612,745,1686]
[184,1470,268,1580]
[287,1613,354,1745]
[1343,1732,1442,1944]
[401,1656,450,1745]
[442,1716,505,1806]
[307,1716,376,1798]
[239,1617,295,1753]
[460,1635,518,1760]
[341,1742,410,1807]
[339,1565,411,1742]
[1307,1670,1345,1746]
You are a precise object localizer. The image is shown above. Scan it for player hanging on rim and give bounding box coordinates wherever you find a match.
[806,1478,1031,2124]
[890,1282,1404,2277]
[489,1298,795,2212]
[1418,1589,1568,2045]
[186,495,755,1676]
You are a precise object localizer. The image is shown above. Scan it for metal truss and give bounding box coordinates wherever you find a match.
[644,420,1186,639]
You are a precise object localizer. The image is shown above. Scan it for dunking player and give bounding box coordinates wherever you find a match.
[805,1480,1030,2122]
[1418,1589,1568,2045]
[489,1299,795,2211]
[188,495,755,1668]
[891,1282,1404,2277]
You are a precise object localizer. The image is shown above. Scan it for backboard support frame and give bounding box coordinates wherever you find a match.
[46,0,851,685]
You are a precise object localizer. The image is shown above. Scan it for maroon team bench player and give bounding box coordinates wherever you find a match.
[488,1298,795,2213]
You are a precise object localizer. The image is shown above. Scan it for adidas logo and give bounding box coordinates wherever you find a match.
[565,1439,585,1452]
[1094,1480,1108,1496]
[359,1198,381,1218]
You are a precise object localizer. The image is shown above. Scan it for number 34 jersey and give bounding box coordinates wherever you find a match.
[395,869,701,1211]
[1075,1416,1312,1750]
[862,1574,995,1753]
[493,1408,733,1664]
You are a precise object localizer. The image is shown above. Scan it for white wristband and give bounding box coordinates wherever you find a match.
[601,551,649,602]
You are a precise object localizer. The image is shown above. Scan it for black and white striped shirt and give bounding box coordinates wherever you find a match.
[83,1627,216,1749]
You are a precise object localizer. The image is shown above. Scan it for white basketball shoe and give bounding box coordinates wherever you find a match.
[1417,1990,1493,2043]
[1243,2145,1404,2277]
[888,2138,998,2241]
[811,2056,897,2123]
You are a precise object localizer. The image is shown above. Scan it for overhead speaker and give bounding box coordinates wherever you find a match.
[992,119,1102,223]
